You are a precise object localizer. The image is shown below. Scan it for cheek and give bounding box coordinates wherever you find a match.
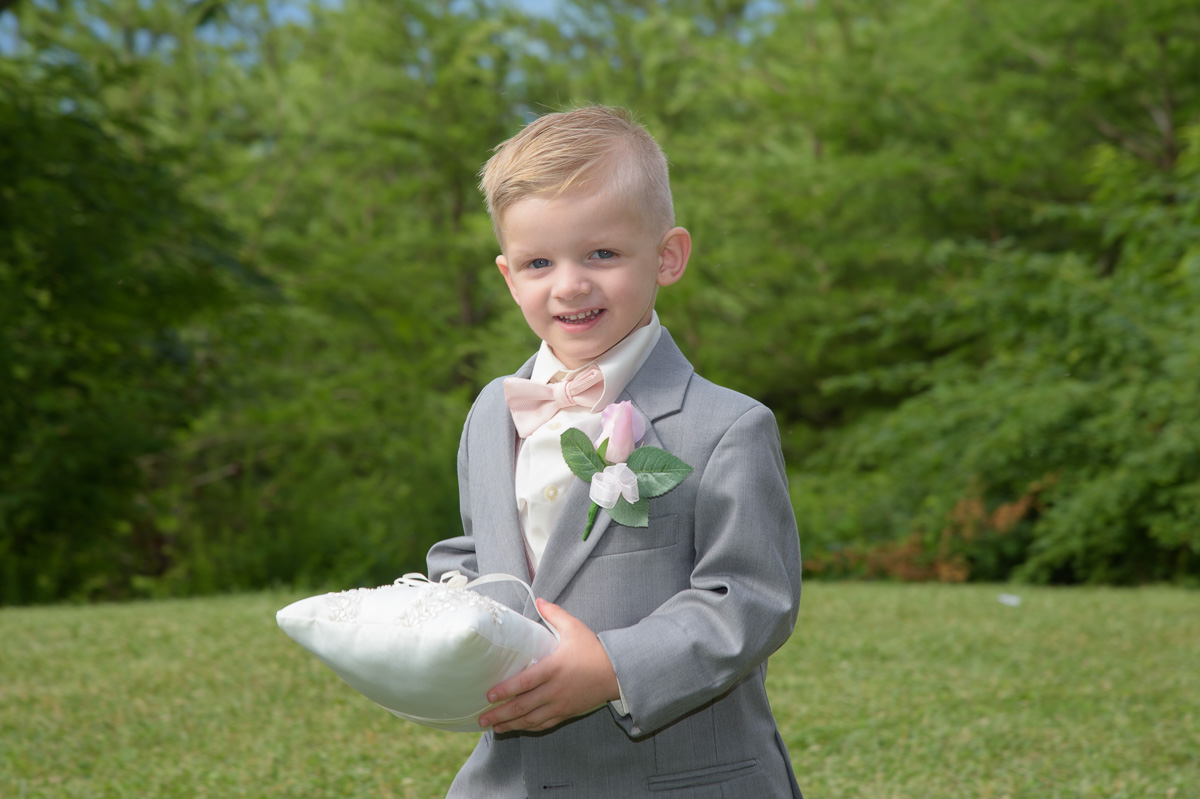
[627,274,659,301]
[505,276,528,306]
[516,301,543,328]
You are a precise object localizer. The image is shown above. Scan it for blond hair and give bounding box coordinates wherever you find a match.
[480,106,675,240]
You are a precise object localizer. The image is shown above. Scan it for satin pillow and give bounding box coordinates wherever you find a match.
[276,571,557,732]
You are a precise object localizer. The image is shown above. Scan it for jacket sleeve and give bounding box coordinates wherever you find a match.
[427,402,480,582]
[596,403,802,736]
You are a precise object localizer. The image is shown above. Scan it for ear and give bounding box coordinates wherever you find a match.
[656,227,691,288]
[496,254,520,304]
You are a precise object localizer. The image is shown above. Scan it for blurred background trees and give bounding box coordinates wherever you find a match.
[2,0,1197,603]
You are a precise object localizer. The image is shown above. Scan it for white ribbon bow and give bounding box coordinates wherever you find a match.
[395,571,470,590]
[589,463,640,509]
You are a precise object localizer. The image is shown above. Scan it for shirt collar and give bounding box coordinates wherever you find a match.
[530,311,663,411]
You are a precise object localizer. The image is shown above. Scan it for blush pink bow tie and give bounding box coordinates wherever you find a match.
[503,364,605,438]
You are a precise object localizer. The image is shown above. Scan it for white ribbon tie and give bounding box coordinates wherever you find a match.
[589,463,640,509]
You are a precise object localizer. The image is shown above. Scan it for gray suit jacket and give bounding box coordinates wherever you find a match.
[428,330,803,798]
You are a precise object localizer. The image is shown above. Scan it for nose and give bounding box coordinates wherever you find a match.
[552,261,591,301]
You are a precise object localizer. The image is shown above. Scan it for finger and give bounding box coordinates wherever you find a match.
[481,663,558,728]
[482,688,551,731]
[536,598,589,644]
[535,597,573,628]
[487,657,551,705]
[492,699,572,734]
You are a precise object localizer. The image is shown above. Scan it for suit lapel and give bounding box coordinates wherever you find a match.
[529,330,694,606]
[479,355,536,583]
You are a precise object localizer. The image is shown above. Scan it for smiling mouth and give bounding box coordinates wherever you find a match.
[556,309,603,323]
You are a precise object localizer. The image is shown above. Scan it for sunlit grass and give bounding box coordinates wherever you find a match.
[1,584,1196,797]
[776,583,1199,798]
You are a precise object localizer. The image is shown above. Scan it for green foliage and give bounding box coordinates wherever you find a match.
[561,427,606,481]
[781,0,1200,584]
[0,58,240,603]
[4,0,1200,600]
[817,131,1200,583]
[626,446,693,498]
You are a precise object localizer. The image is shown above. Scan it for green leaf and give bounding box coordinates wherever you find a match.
[607,495,649,528]
[627,446,693,498]
[561,428,604,482]
[597,438,610,464]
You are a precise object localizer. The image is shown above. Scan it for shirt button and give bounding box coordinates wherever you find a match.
[547,421,562,431]
[543,485,560,501]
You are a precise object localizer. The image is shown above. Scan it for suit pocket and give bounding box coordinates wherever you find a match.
[646,758,761,791]
[587,513,677,557]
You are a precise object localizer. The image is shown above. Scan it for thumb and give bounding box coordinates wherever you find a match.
[535,598,575,631]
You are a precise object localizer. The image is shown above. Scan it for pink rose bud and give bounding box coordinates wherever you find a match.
[598,401,645,464]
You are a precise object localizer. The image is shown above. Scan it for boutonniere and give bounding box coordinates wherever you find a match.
[559,401,693,540]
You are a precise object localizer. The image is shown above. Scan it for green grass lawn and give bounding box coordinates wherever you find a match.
[1,583,1196,798]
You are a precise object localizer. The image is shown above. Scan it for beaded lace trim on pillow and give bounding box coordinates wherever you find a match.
[394,586,507,628]
[321,571,527,631]
[325,589,369,623]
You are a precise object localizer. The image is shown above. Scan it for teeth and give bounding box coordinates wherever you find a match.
[559,310,600,321]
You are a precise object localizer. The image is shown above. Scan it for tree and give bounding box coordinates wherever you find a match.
[763,0,1200,582]
[0,57,242,603]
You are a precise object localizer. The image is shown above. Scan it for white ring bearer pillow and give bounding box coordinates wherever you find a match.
[276,571,559,732]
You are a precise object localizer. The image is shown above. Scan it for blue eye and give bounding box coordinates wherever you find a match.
[529,258,552,269]
[592,249,616,260]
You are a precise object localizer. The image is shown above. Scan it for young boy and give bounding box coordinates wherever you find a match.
[427,106,803,798]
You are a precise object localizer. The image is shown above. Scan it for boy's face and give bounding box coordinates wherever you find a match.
[496,186,690,370]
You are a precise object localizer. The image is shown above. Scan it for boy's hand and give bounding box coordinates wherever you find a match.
[479,598,620,733]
